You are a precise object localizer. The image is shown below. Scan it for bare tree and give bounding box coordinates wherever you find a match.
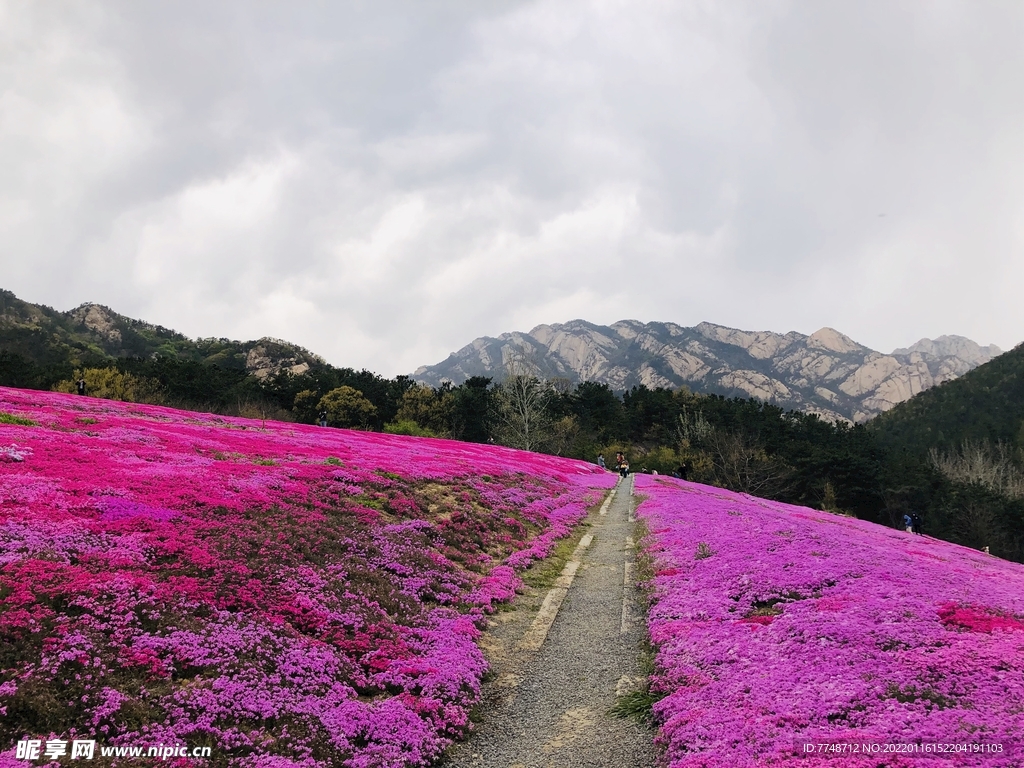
[493,349,552,452]
[951,497,1006,554]
[930,440,1024,499]
[676,407,791,497]
[703,429,793,498]
[677,406,714,446]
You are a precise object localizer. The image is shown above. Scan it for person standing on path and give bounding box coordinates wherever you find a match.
[317,410,328,427]
[903,513,913,533]
[597,453,606,470]
[76,377,86,396]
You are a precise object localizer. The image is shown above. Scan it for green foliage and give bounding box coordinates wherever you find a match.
[522,520,593,589]
[292,389,321,423]
[114,357,251,409]
[393,384,453,436]
[53,368,164,404]
[318,386,377,429]
[449,376,493,443]
[609,689,662,726]
[866,344,1024,561]
[0,411,36,426]
[383,419,438,437]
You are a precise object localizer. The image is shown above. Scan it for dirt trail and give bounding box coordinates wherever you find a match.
[442,476,656,768]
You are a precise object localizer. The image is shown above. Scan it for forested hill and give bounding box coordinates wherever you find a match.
[0,288,407,421]
[0,288,321,376]
[869,342,1024,456]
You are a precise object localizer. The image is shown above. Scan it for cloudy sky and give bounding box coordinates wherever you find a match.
[2,1,1021,376]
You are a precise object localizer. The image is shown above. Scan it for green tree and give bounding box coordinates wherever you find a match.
[450,376,493,443]
[292,389,321,423]
[318,386,377,429]
[393,384,453,436]
[569,381,625,444]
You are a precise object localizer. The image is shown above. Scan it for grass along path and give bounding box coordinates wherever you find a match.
[441,475,656,768]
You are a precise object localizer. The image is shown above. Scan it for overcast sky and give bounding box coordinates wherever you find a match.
[2,1,1021,376]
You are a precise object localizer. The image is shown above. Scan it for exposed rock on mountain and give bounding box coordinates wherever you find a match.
[244,339,319,379]
[413,320,1002,423]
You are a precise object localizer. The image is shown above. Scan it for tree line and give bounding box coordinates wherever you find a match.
[2,348,1021,563]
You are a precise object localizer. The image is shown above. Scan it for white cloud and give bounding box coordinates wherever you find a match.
[0,0,1021,376]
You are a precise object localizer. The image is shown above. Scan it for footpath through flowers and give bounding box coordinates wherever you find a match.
[633,474,1024,768]
[0,387,612,767]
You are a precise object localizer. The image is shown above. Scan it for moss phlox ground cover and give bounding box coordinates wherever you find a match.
[634,474,1024,768]
[0,388,612,767]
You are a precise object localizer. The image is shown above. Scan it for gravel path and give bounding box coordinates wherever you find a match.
[442,475,657,768]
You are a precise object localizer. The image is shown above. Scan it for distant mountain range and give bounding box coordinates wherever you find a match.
[0,288,1006,425]
[413,320,1003,423]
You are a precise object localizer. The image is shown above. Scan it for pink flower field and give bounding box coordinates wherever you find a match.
[0,387,612,767]
[6,386,1023,768]
[634,474,1024,768]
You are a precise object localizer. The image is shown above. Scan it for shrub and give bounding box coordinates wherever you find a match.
[384,419,437,437]
[53,368,163,404]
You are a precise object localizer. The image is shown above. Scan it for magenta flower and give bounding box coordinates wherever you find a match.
[0,386,608,767]
[634,474,1024,768]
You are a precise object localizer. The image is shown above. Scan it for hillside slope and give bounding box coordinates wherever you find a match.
[869,342,1024,455]
[0,385,610,767]
[636,474,1024,767]
[413,319,1001,423]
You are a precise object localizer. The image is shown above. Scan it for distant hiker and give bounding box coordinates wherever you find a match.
[911,513,922,535]
[677,464,689,481]
[76,378,86,396]
[597,453,606,469]
[903,513,913,533]
[619,461,629,479]
[318,410,328,427]
[615,452,624,470]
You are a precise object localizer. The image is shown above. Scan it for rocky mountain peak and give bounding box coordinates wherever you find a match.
[807,327,863,355]
[413,319,1005,424]
[893,335,1001,364]
[67,303,124,344]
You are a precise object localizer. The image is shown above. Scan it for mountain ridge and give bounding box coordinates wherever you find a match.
[0,287,1005,425]
[0,289,324,380]
[413,318,1003,423]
